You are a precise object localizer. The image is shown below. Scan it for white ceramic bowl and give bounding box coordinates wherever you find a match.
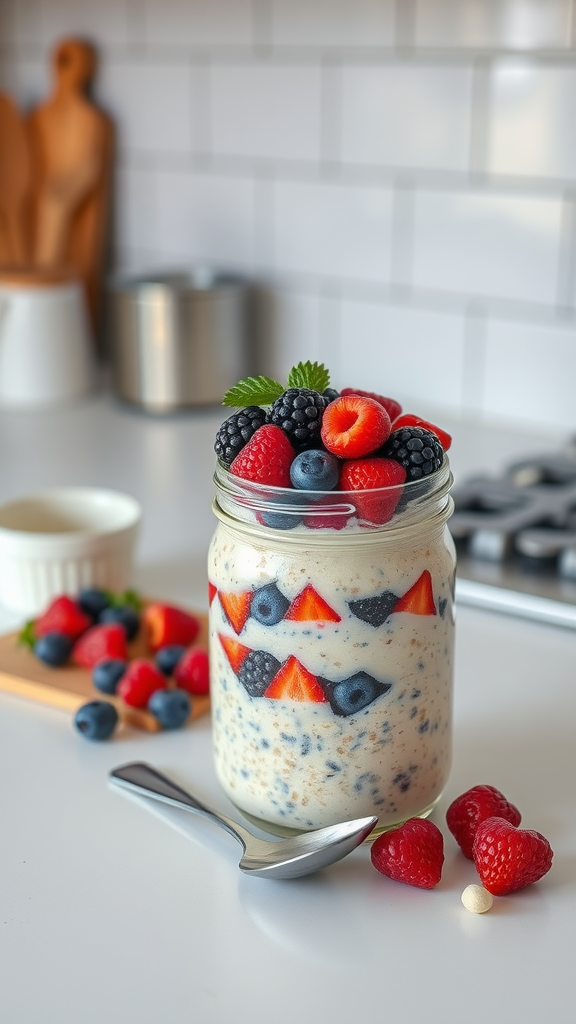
[0,488,142,616]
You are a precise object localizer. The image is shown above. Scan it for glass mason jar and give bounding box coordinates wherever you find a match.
[208,458,455,836]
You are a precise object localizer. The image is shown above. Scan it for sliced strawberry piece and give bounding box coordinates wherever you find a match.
[321,395,391,459]
[72,623,128,668]
[339,458,406,525]
[264,655,327,703]
[218,634,252,674]
[218,590,252,634]
[340,388,402,423]
[117,659,167,708]
[35,595,92,640]
[285,584,341,624]
[391,414,452,451]
[208,582,217,605]
[393,570,436,616]
[174,647,210,695]
[230,424,295,486]
[143,603,200,653]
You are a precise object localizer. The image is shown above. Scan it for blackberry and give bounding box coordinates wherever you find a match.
[268,388,327,450]
[238,650,281,697]
[380,426,444,481]
[347,591,398,627]
[214,406,268,466]
[323,388,340,404]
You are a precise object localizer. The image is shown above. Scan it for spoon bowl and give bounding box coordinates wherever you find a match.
[110,761,377,880]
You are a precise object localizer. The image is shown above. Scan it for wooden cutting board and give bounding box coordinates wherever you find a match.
[0,609,210,732]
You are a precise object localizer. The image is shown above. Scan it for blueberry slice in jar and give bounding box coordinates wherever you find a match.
[250,584,290,627]
[323,672,392,717]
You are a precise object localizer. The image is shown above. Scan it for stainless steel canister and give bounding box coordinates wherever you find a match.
[107,271,250,412]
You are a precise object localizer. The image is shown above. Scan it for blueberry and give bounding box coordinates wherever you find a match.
[238,650,281,697]
[74,700,118,740]
[92,658,127,694]
[34,631,72,667]
[290,450,340,491]
[347,591,398,627]
[99,605,140,641]
[261,510,302,530]
[250,584,290,626]
[148,688,191,729]
[324,672,392,717]
[155,644,186,676]
[78,587,110,620]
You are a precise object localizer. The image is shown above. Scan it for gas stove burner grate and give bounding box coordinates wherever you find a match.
[451,443,576,629]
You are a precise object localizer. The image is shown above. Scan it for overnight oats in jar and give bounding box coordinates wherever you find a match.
[208,363,456,836]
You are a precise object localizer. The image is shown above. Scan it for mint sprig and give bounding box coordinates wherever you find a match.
[18,620,37,651]
[287,361,330,393]
[222,362,331,408]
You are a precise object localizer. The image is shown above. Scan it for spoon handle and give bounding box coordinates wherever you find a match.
[109,761,251,850]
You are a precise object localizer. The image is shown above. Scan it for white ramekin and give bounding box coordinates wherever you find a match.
[0,488,142,616]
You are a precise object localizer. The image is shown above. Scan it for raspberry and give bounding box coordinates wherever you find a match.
[230,424,295,486]
[174,647,210,695]
[379,426,444,480]
[268,388,327,449]
[446,784,522,860]
[214,406,268,466]
[473,817,553,895]
[117,659,167,708]
[339,458,406,524]
[340,387,402,423]
[391,413,452,452]
[72,623,128,669]
[321,395,391,459]
[370,818,444,889]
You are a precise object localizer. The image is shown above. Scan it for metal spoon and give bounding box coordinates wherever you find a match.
[109,761,377,880]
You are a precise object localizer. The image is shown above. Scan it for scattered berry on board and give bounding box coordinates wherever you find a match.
[370,818,445,889]
[472,816,553,896]
[74,700,119,741]
[446,784,522,860]
[148,688,191,729]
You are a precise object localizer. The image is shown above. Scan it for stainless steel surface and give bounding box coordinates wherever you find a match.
[107,270,250,412]
[110,761,377,879]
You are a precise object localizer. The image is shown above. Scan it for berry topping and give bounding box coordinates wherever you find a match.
[371,817,445,888]
[74,700,118,741]
[230,424,295,486]
[174,647,210,695]
[290,449,340,491]
[321,395,391,459]
[347,591,399,627]
[238,650,282,697]
[92,658,128,694]
[218,634,252,674]
[218,590,253,634]
[393,570,437,616]
[148,688,191,730]
[72,623,128,669]
[379,426,444,480]
[155,644,187,677]
[117,659,167,708]
[35,595,91,640]
[323,671,391,717]
[340,387,402,423]
[214,406,268,466]
[339,458,406,525]
[391,414,452,452]
[34,631,72,667]
[268,387,328,449]
[264,655,327,703]
[100,604,140,641]
[143,603,200,653]
[285,584,341,624]
[472,817,553,895]
[446,784,522,860]
[250,583,290,626]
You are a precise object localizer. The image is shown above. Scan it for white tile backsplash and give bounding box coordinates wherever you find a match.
[38,0,131,48]
[96,61,196,155]
[269,0,396,48]
[142,0,253,47]
[414,0,573,50]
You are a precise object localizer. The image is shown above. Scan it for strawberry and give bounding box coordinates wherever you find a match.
[321,395,391,459]
[174,647,210,695]
[208,582,217,605]
[264,656,327,703]
[218,590,252,634]
[35,595,91,640]
[117,659,167,708]
[72,623,128,669]
[340,387,402,423]
[446,784,522,860]
[370,817,444,889]
[143,603,200,653]
[230,424,295,486]
[391,413,452,451]
[339,458,406,525]
[393,570,437,616]
[473,817,553,895]
[284,584,341,624]
[218,634,252,674]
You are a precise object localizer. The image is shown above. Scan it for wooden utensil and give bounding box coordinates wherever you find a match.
[0,93,31,265]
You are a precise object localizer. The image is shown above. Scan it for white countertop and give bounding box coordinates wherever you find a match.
[0,394,574,1024]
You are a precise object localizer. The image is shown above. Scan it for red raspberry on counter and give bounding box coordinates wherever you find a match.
[143,602,200,653]
[35,595,92,640]
[117,659,167,708]
[72,623,128,668]
[321,395,391,458]
[371,817,444,889]
[446,784,522,859]
[340,387,402,423]
[230,424,295,486]
[339,458,406,524]
[391,413,452,451]
[472,816,553,895]
[174,647,210,695]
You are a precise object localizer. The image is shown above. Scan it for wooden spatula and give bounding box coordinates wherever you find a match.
[0,93,31,265]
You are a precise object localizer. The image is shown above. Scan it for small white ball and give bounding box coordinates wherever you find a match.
[461,884,493,914]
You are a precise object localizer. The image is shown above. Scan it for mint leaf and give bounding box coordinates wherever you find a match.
[107,588,143,610]
[18,619,37,650]
[286,361,330,393]
[222,376,284,408]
